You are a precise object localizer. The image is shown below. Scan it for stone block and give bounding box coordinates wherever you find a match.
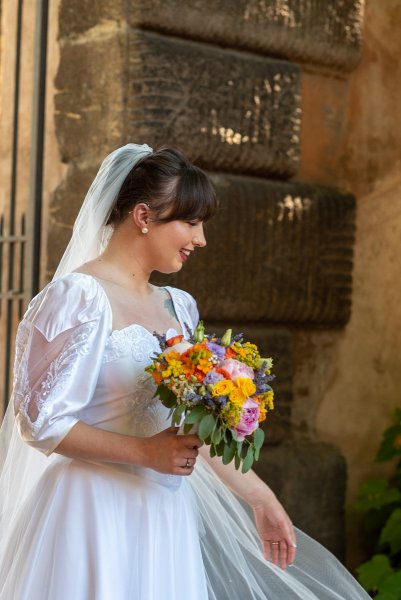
[46,163,98,277]
[54,32,127,164]
[59,0,364,73]
[153,174,355,326]
[127,31,300,177]
[55,29,300,176]
[253,440,347,559]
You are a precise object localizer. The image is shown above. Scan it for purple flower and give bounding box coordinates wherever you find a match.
[232,398,260,441]
[207,342,226,361]
[203,371,224,385]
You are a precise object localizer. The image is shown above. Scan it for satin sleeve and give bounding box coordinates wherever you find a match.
[12,274,112,456]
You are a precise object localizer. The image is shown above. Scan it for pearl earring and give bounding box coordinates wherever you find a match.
[142,227,149,234]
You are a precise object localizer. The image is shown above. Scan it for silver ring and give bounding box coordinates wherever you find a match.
[270,541,280,545]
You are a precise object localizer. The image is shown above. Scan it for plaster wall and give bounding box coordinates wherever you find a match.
[295,0,401,565]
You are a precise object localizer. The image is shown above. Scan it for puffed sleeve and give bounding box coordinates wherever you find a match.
[12,273,112,456]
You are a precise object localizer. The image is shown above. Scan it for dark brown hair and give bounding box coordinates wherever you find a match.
[107,147,217,226]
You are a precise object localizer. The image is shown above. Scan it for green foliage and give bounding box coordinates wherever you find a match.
[354,410,401,598]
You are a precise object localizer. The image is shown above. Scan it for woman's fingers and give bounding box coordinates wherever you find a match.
[287,542,297,566]
[271,541,280,566]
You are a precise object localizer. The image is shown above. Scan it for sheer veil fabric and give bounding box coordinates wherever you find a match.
[0,144,370,599]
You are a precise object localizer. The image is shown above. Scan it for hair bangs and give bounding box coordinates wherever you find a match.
[161,166,217,223]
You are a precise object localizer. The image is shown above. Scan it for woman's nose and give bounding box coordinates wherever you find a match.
[193,224,206,247]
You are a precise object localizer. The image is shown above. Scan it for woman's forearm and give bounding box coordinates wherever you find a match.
[54,421,147,466]
[199,445,275,505]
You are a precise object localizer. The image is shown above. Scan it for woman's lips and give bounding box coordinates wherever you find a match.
[179,251,188,262]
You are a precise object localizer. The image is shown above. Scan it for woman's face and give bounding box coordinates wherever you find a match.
[144,218,207,274]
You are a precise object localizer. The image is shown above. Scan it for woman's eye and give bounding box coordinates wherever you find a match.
[187,221,198,226]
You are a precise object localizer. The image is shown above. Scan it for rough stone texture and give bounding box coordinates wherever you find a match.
[55,28,301,177]
[59,0,364,73]
[154,174,356,326]
[46,162,97,278]
[54,30,127,165]
[205,325,293,446]
[254,440,347,559]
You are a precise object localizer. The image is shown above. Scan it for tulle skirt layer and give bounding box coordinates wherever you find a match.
[190,459,370,600]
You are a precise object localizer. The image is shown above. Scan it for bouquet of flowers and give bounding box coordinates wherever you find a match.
[145,322,275,473]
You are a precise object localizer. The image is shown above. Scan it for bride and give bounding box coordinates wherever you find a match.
[0,143,369,599]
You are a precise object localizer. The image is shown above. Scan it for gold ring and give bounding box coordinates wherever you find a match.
[270,541,280,545]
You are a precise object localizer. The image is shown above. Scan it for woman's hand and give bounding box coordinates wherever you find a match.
[251,490,297,570]
[142,426,203,475]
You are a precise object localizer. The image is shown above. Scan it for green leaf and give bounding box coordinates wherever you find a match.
[172,404,186,426]
[183,422,194,434]
[254,445,261,461]
[354,479,401,511]
[356,554,394,592]
[376,423,401,462]
[380,508,401,555]
[211,427,222,445]
[209,444,217,458]
[234,453,241,470]
[185,405,208,425]
[223,440,236,465]
[198,413,216,441]
[236,441,243,458]
[215,439,225,457]
[376,571,401,600]
[254,427,265,450]
[242,445,254,474]
[157,385,177,408]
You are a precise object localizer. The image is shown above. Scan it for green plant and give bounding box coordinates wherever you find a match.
[354,409,401,598]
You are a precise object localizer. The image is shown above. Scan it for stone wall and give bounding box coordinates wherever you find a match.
[298,0,401,567]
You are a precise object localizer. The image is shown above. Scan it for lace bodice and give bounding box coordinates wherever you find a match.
[12,273,199,457]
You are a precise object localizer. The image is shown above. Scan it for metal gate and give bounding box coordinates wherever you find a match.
[0,0,49,416]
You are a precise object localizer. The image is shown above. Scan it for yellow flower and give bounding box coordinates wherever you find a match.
[164,351,181,364]
[263,391,274,411]
[212,379,234,397]
[162,358,184,378]
[221,402,241,427]
[236,377,256,400]
[229,387,244,405]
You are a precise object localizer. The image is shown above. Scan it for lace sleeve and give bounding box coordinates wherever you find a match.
[12,275,111,456]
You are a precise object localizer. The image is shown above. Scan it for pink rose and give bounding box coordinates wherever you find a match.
[232,398,260,441]
[220,358,254,382]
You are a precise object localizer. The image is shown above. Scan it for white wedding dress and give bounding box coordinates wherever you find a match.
[0,273,370,599]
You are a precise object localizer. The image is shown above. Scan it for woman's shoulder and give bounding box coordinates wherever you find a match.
[164,285,199,329]
[25,272,111,341]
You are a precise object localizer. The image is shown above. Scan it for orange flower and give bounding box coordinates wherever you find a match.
[166,335,184,347]
[152,371,164,385]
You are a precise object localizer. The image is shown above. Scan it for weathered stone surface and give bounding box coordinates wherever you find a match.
[153,174,355,326]
[59,0,364,73]
[55,28,301,176]
[54,31,127,164]
[46,162,98,278]
[254,440,347,559]
[127,31,300,177]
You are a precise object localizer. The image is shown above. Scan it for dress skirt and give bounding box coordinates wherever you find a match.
[0,458,209,600]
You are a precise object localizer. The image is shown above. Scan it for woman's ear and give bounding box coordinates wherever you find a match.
[131,202,150,230]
